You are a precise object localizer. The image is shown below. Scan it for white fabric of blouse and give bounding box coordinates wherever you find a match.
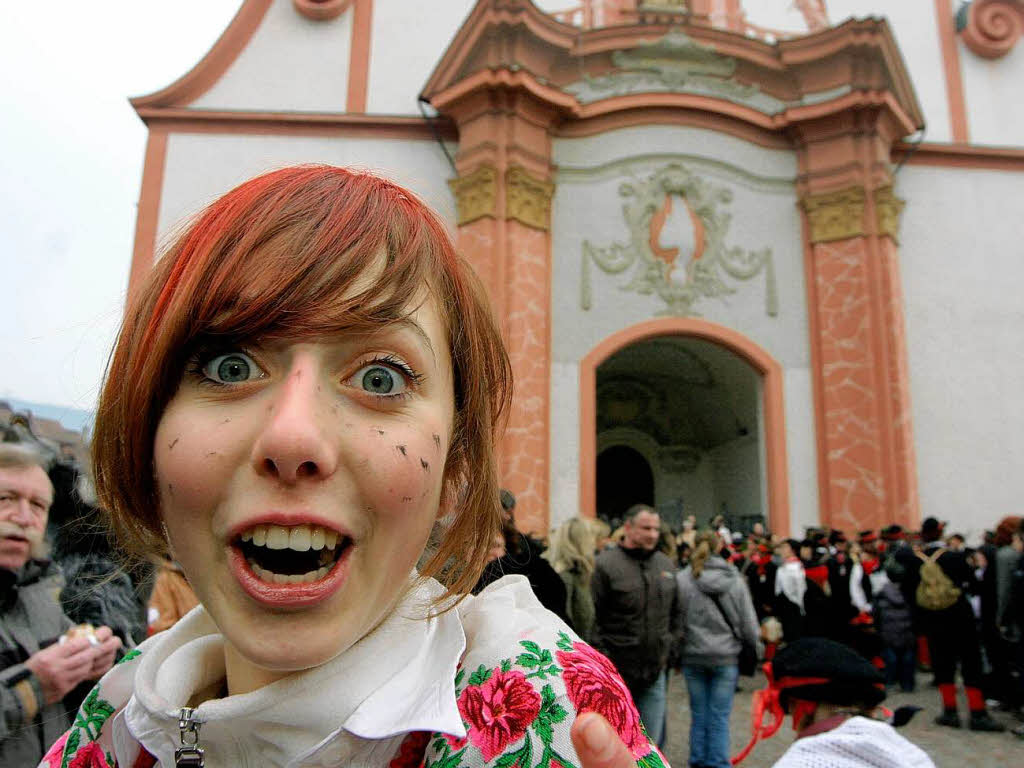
[771,716,936,768]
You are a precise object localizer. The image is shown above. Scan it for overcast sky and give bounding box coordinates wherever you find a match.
[1,1,244,411]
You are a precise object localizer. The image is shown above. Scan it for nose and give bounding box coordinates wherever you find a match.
[250,361,338,485]
[10,500,34,527]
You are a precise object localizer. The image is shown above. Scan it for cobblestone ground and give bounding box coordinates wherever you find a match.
[662,670,1023,767]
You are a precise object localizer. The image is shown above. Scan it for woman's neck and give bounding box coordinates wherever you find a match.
[223,641,292,698]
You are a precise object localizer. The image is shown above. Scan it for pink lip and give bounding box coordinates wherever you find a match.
[228,543,353,609]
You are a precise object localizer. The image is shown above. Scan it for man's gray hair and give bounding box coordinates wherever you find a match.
[0,442,52,472]
[623,504,656,523]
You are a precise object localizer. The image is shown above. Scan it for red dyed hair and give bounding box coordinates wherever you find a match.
[93,165,512,600]
[994,516,1023,547]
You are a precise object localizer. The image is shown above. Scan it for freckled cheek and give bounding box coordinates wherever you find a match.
[356,434,443,513]
[153,419,239,516]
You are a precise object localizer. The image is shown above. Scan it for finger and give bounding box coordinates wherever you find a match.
[571,712,636,768]
[58,637,92,656]
[93,626,113,642]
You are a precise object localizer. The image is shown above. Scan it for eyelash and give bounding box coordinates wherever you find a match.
[186,349,424,398]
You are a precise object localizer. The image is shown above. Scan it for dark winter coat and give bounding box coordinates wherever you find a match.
[0,559,74,767]
[475,534,571,627]
[873,581,914,650]
[591,545,679,692]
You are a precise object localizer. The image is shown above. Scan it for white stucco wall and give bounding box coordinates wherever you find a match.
[897,164,1024,542]
[961,39,1024,147]
[366,0,476,115]
[192,0,352,112]
[156,133,457,244]
[548,125,818,535]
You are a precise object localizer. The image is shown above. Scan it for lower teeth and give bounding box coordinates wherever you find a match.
[248,560,331,584]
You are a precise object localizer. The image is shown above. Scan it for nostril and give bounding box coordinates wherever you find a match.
[296,461,318,478]
[263,458,278,476]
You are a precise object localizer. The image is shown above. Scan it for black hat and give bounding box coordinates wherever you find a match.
[828,529,847,545]
[921,516,945,542]
[880,524,904,541]
[772,638,886,710]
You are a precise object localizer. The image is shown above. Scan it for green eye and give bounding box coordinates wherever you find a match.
[361,366,397,394]
[203,353,263,384]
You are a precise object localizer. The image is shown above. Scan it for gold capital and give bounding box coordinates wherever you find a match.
[800,187,866,243]
[448,165,497,225]
[506,165,555,231]
[873,185,905,242]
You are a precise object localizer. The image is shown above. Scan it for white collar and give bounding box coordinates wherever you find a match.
[118,576,466,767]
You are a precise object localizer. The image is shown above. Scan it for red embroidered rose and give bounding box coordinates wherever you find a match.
[443,732,468,751]
[457,668,541,761]
[42,732,70,768]
[556,642,648,758]
[389,731,430,768]
[68,741,113,768]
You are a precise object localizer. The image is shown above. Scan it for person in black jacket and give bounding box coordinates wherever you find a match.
[591,504,680,748]
[473,489,570,626]
[897,517,1004,731]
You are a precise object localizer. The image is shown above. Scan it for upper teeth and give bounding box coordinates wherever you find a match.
[240,524,340,551]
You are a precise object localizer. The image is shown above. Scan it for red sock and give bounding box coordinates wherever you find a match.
[966,686,985,712]
[939,683,957,709]
[917,635,931,666]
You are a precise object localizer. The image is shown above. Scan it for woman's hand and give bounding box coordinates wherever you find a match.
[571,712,652,768]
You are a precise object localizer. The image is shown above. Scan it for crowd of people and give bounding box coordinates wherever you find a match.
[497,503,1024,766]
[2,165,1023,768]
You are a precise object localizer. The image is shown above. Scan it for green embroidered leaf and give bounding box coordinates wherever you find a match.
[82,686,99,712]
[547,702,567,724]
[106,750,116,768]
[533,714,554,746]
[556,632,575,652]
[638,750,667,768]
[116,649,141,665]
[496,736,532,768]
[501,658,512,673]
[517,653,541,668]
[432,736,447,752]
[525,664,561,681]
[540,684,556,709]
[436,746,468,768]
[520,640,543,656]
[61,728,81,768]
[468,664,493,686]
[454,668,465,688]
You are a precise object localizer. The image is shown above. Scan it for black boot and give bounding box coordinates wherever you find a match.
[968,711,1006,732]
[934,708,961,728]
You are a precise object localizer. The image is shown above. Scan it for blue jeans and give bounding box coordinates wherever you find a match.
[882,646,916,692]
[632,669,667,748]
[682,664,739,768]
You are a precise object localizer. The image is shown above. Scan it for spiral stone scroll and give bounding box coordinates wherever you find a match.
[959,0,1024,59]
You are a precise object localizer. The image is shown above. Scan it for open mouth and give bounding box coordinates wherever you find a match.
[235,524,352,584]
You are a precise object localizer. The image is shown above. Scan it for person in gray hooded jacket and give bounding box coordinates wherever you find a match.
[675,530,762,768]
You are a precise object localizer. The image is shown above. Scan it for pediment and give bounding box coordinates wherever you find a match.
[422,1,922,136]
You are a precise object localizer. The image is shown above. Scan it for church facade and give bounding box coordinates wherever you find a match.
[128,0,1024,540]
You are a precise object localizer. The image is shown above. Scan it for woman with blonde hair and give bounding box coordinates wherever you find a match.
[675,530,761,768]
[545,517,597,640]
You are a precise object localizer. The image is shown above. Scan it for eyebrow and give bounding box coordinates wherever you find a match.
[377,318,437,366]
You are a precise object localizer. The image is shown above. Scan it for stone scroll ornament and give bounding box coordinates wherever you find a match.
[581,164,778,317]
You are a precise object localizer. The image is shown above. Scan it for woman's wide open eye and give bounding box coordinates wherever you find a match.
[201,352,265,385]
[354,365,404,396]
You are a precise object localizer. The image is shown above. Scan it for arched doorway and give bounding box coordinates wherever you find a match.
[580,317,791,536]
[596,445,654,525]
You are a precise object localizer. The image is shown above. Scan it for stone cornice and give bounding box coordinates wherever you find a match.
[421,4,924,142]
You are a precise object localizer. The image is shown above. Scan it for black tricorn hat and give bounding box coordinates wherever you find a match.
[772,638,886,710]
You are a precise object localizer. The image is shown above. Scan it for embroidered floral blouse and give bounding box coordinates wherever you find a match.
[39,576,667,768]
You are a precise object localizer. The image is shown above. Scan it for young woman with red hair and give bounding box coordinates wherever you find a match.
[40,166,660,768]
